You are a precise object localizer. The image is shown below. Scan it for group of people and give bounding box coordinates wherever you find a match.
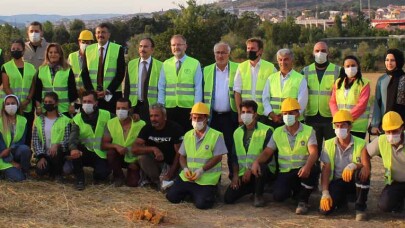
[0,20,404,221]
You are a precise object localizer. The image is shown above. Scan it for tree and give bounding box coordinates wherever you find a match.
[0,24,23,60]
[42,21,54,42]
[53,24,70,44]
[69,19,86,43]
[232,11,261,39]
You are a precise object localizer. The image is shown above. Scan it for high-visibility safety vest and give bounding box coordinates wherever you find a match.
[85,42,121,91]
[33,114,71,147]
[335,78,370,133]
[239,60,275,115]
[68,51,83,89]
[107,117,145,163]
[127,58,163,106]
[234,122,275,176]
[303,63,340,117]
[179,128,222,185]
[273,123,312,173]
[0,114,26,170]
[378,135,404,185]
[163,56,199,108]
[267,70,303,116]
[73,109,111,159]
[324,136,364,180]
[1,60,36,112]
[38,65,70,113]
[203,61,239,112]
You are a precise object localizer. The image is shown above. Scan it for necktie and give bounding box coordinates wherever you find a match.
[97,47,104,89]
[141,61,148,101]
[176,60,182,75]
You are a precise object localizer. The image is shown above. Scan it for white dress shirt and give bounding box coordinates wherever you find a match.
[213,64,231,112]
[138,56,152,100]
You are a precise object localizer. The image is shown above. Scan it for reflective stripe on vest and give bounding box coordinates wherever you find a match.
[107,117,145,163]
[34,114,71,146]
[127,58,162,106]
[378,135,403,185]
[0,115,27,148]
[179,128,222,185]
[273,124,312,173]
[38,65,70,113]
[1,60,36,112]
[238,60,275,115]
[335,78,370,133]
[68,51,83,89]
[85,43,121,91]
[73,109,111,159]
[304,63,339,117]
[164,56,199,108]
[324,136,364,180]
[203,61,239,112]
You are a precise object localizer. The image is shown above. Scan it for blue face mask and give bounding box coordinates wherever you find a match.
[283,114,296,126]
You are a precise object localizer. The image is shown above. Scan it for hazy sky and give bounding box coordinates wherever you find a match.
[0,0,215,16]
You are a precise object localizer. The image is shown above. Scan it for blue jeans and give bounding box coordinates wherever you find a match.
[3,167,25,181]
[11,145,32,173]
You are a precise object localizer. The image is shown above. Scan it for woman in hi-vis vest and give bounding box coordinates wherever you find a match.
[34,43,78,118]
[0,95,32,181]
[1,39,36,146]
[329,56,371,139]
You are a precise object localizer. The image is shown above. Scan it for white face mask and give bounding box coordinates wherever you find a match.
[116,109,128,121]
[335,128,348,140]
[314,52,327,64]
[5,104,18,116]
[29,32,41,43]
[387,134,401,145]
[283,114,296,127]
[345,67,358,78]
[192,121,205,131]
[79,43,89,53]
[82,103,94,115]
[241,113,254,126]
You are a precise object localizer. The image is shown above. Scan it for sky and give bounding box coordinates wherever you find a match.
[0,0,216,16]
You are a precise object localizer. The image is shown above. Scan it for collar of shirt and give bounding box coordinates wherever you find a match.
[282,122,303,137]
[250,59,261,69]
[98,41,109,51]
[335,135,354,154]
[175,55,187,63]
[215,63,229,73]
[140,56,152,65]
[280,69,293,79]
[242,122,258,132]
[193,126,210,142]
[392,140,405,153]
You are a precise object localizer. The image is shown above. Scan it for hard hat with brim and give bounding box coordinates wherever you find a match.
[281,98,300,112]
[382,111,404,131]
[190,102,210,115]
[78,30,94,41]
[333,110,353,123]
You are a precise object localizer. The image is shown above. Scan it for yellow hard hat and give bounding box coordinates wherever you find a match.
[382,111,404,131]
[190,102,210,115]
[333,110,353,123]
[281,98,300,112]
[78,30,94,41]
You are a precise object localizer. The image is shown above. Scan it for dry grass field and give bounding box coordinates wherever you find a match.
[1,73,404,227]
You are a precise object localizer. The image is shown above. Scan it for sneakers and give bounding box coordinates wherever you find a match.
[75,181,85,191]
[253,195,265,207]
[296,202,309,215]
[355,210,367,221]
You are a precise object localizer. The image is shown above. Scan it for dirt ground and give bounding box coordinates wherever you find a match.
[1,73,404,227]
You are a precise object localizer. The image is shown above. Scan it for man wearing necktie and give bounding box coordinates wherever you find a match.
[157,34,203,130]
[80,22,125,113]
[124,38,162,123]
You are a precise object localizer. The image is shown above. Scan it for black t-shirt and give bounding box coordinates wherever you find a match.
[138,120,184,165]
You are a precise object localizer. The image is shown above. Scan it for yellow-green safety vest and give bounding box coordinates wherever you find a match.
[127,58,162,106]
[107,117,145,163]
[73,109,111,159]
[68,51,83,89]
[303,63,340,117]
[1,60,36,112]
[180,128,222,185]
[38,65,70,113]
[203,61,239,112]
[335,78,370,133]
[378,135,404,185]
[33,114,71,146]
[0,115,27,148]
[239,60,275,115]
[324,136,364,180]
[163,56,199,108]
[273,124,312,173]
[85,42,121,91]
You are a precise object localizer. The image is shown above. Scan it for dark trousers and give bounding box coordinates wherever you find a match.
[35,149,64,177]
[138,154,162,184]
[107,149,140,187]
[132,100,150,124]
[305,118,334,157]
[210,111,238,178]
[98,91,122,113]
[273,166,319,203]
[351,131,366,140]
[166,177,217,209]
[167,107,192,131]
[23,109,35,147]
[378,181,405,212]
[72,146,111,183]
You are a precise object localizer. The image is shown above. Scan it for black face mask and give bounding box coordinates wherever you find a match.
[247,51,258,61]
[43,104,56,112]
[11,50,23,59]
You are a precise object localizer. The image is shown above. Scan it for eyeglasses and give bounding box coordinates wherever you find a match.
[214,51,229,55]
[171,44,185,47]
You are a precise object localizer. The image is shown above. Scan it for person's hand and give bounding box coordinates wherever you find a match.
[269,112,282,123]
[192,168,204,181]
[359,165,370,183]
[0,148,11,158]
[342,163,357,182]
[237,114,243,126]
[132,113,140,122]
[37,157,47,170]
[21,100,29,111]
[96,90,106,99]
[70,149,82,159]
[298,164,311,178]
[183,167,193,180]
[115,145,128,156]
[49,144,59,157]
[35,106,42,116]
[11,161,21,169]
[230,175,241,190]
[152,147,164,161]
[370,127,381,135]
[320,190,333,212]
[251,161,261,177]
[242,169,252,183]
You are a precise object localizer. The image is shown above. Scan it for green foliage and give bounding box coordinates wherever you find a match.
[69,19,86,43]
[42,21,54,42]
[0,24,23,61]
[361,53,377,72]
[53,24,70,44]
[61,43,78,59]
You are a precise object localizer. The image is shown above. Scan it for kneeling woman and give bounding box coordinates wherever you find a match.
[0,95,32,181]
[32,92,71,179]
